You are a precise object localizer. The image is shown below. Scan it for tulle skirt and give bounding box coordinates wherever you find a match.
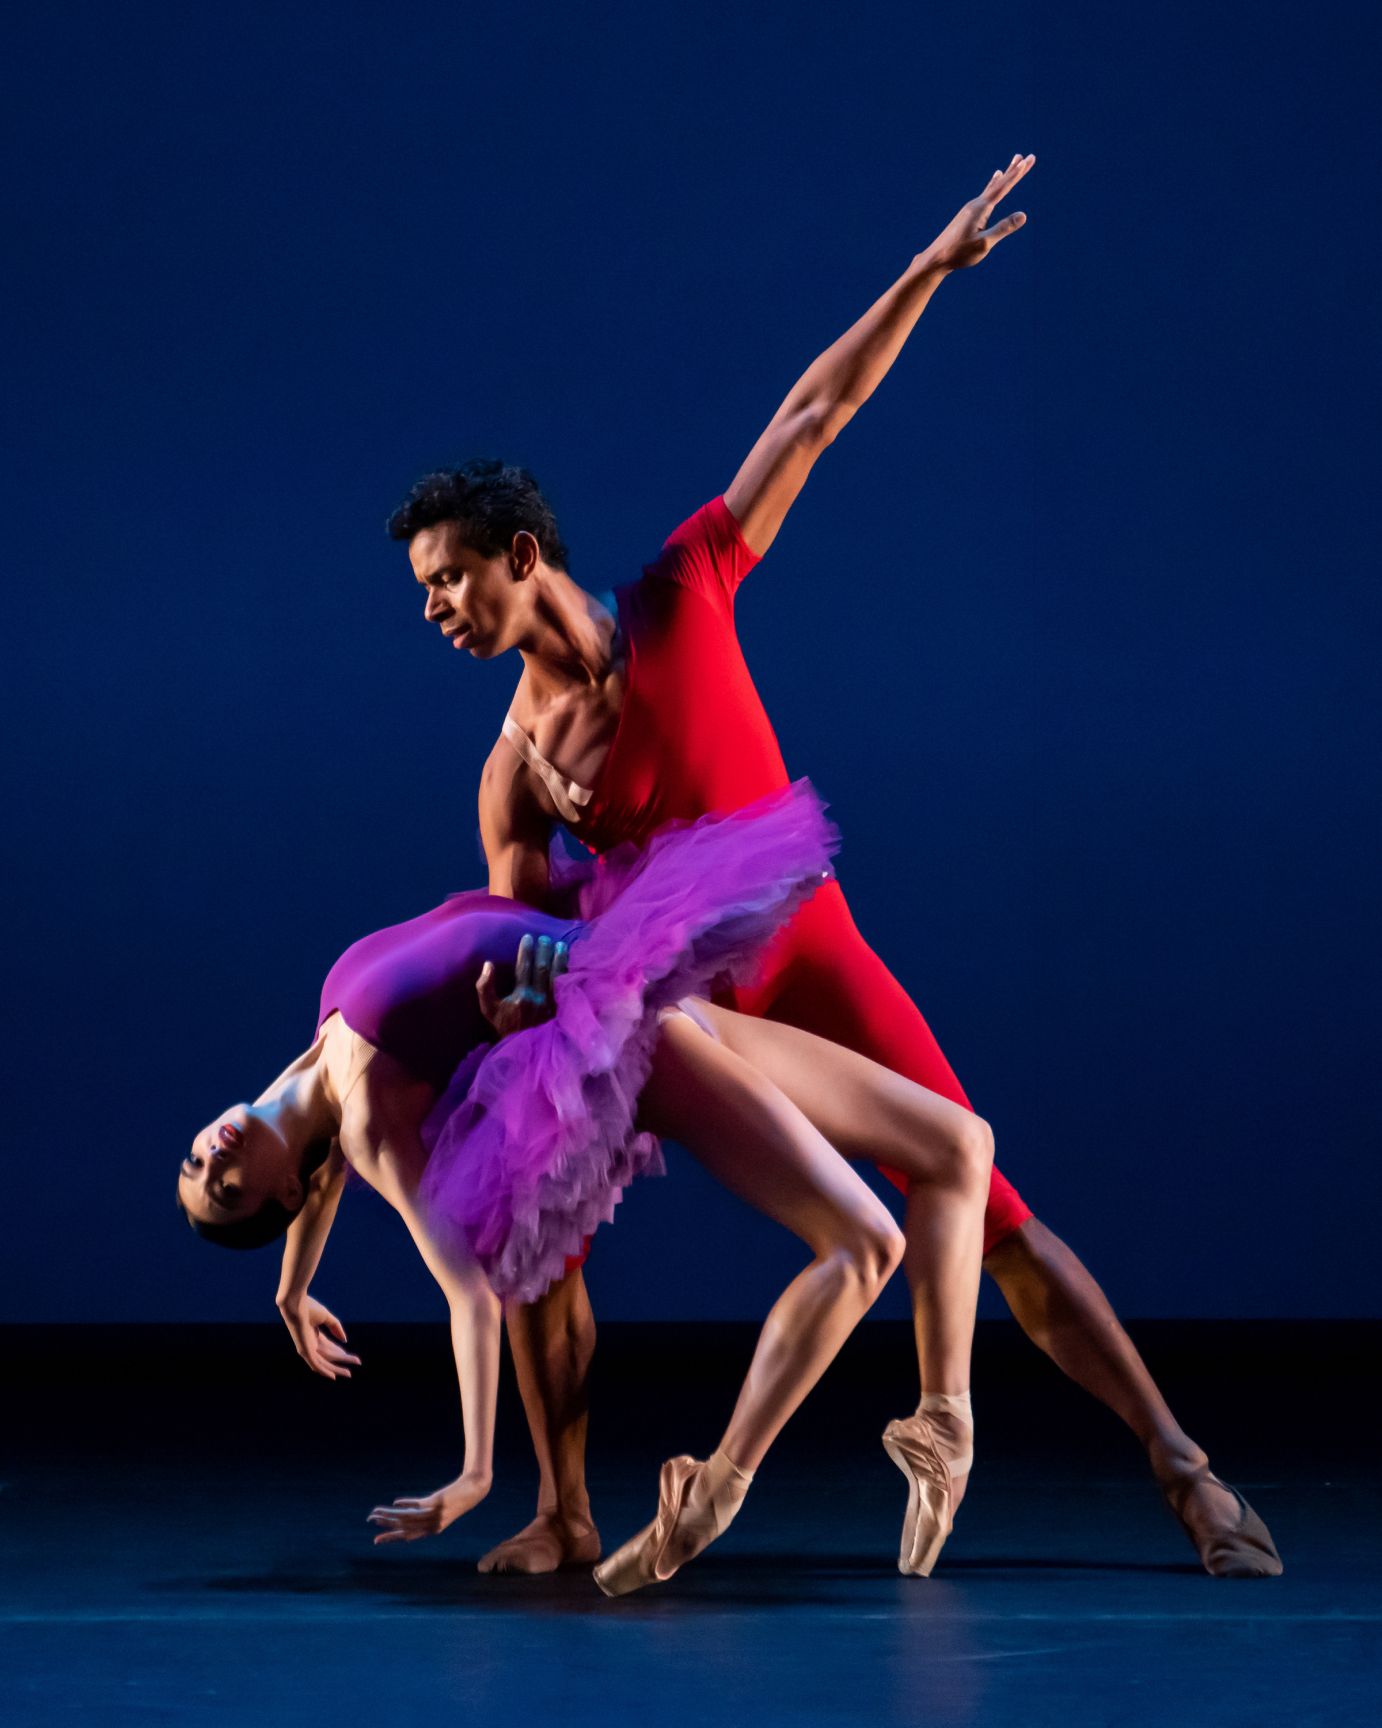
[419,780,838,1304]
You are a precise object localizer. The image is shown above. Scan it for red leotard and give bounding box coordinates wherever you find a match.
[572,498,1031,1255]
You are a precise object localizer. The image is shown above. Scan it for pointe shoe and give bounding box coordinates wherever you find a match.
[882,1411,973,1578]
[594,1451,750,1598]
[1161,1464,1283,1578]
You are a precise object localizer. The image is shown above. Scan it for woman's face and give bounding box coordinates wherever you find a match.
[178,1106,295,1226]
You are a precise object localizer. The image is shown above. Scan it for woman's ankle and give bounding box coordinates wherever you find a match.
[918,1389,972,1428]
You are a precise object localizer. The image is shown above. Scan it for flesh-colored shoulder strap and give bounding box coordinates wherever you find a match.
[501,713,594,825]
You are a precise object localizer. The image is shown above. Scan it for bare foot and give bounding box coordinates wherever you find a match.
[477,1512,601,1575]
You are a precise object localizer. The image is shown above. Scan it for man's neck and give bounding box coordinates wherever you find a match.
[518,566,618,702]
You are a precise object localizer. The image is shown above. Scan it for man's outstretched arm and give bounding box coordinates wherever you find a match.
[724,154,1034,557]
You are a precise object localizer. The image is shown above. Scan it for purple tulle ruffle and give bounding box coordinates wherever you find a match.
[418,780,837,1304]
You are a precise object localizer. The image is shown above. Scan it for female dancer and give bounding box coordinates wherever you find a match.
[178,787,992,1591]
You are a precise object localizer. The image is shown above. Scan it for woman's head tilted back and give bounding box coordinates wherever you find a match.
[178,1108,331,1250]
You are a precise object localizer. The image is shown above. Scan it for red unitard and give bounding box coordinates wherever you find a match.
[569,498,1031,1256]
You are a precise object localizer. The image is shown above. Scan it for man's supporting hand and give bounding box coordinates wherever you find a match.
[477,933,570,1038]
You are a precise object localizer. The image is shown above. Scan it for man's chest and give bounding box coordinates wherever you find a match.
[503,663,626,828]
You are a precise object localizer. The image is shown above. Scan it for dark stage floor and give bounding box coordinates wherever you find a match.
[1,1320,1378,1725]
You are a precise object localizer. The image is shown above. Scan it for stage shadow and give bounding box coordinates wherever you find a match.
[938,1556,1202,1576]
[152,1548,1200,1618]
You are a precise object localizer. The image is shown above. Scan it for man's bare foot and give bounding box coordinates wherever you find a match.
[1152,1443,1283,1577]
[477,1512,601,1575]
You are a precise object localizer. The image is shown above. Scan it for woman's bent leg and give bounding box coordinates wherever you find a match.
[638,1013,905,1472]
[594,1013,904,1595]
[694,1002,992,1403]
[692,1001,990,1572]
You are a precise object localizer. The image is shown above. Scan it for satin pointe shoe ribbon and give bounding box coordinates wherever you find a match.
[882,1410,973,1578]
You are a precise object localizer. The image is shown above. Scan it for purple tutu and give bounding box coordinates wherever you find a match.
[418,780,838,1303]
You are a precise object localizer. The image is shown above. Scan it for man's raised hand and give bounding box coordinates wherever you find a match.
[477,932,570,1038]
[925,153,1034,274]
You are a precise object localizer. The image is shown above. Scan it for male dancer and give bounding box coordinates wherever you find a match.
[389,157,1280,1579]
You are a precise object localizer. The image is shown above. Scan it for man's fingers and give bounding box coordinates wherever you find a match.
[476,961,501,1023]
[552,941,569,982]
[985,211,1027,246]
[532,935,554,999]
[513,932,535,991]
[981,152,1034,212]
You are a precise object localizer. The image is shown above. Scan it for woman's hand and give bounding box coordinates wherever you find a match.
[277,1292,361,1380]
[366,1470,492,1545]
[477,933,569,1038]
[924,153,1034,274]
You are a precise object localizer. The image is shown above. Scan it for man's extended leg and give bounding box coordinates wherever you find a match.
[738,884,1280,1575]
[983,1218,1280,1574]
[477,1265,601,1574]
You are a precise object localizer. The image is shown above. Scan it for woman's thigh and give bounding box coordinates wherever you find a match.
[639,1013,896,1258]
[690,999,981,1185]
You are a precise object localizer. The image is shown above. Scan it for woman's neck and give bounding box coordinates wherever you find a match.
[253,1036,339,1148]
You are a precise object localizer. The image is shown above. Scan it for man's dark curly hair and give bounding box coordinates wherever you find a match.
[177,1137,333,1252]
[387,459,570,571]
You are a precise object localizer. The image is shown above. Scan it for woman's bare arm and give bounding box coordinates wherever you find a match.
[338,1048,503,1543]
[273,1141,360,1379]
[724,155,1034,556]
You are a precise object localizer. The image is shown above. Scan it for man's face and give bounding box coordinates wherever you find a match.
[410,523,526,659]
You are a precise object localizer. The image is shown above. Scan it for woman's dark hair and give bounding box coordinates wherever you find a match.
[178,1137,333,1252]
[386,458,570,571]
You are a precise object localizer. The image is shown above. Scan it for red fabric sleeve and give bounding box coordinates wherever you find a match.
[643,496,760,611]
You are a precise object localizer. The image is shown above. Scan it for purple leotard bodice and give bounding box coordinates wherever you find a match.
[316,890,579,1093]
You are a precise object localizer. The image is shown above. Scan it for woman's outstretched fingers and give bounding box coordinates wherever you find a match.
[368,1497,436,1544]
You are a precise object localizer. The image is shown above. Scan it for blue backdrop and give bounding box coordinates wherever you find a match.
[2,2,1376,1323]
